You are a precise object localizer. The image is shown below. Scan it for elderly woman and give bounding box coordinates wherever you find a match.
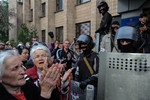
[0,50,61,100]
[25,43,72,100]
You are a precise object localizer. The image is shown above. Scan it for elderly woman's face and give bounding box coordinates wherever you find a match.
[33,49,48,71]
[1,56,26,87]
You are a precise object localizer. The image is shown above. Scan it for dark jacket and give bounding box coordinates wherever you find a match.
[135,21,150,53]
[52,47,62,64]
[0,81,49,100]
[56,48,76,70]
[96,12,112,35]
[77,51,99,82]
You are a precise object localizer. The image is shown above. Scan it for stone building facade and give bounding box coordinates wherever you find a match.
[9,0,118,45]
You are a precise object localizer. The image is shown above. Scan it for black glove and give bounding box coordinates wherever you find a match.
[79,76,98,89]
[48,32,54,39]
[79,81,88,89]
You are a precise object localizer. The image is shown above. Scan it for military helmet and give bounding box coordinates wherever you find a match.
[116,26,138,41]
[77,34,95,50]
[97,1,109,11]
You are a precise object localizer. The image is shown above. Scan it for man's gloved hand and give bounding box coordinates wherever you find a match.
[79,81,88,89]
[79,75,98,89]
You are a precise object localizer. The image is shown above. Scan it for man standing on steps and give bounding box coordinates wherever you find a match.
[95,1,112,52]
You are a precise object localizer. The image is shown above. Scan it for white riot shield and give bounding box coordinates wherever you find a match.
[97,52,150,100]
[86,85,95,100]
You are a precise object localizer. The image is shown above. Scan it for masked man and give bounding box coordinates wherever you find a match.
[76,34,99,89]
[116,26,139,53]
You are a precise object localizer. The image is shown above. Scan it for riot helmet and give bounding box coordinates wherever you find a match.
[116,26,138,53]
[77,34,95,51]
[116,26,138,41]
[97,1,109,13]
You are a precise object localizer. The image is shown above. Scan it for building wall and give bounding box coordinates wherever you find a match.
[9,0,119,44]
[9,0,23,40]
[9,0,17,40]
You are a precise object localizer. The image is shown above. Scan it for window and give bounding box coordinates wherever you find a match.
[56,0,64,11]
[29,0,31,5]
[41,2,46,17]
[41,30,46,42]
[29,9,33,21]
[76,0,90,5]
[56,27,63,43]
[76,21,90,37]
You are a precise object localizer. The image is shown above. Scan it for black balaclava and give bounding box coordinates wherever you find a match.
[79,43,91,55]
[118,40,135,53]
[77,34,95,55]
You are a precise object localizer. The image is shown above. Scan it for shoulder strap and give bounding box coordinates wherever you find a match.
[83,56,94,75]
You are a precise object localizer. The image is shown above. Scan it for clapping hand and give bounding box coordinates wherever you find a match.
[40,64,62,99]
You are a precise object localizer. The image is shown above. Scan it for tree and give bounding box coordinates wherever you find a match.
[17,24,38,45]
[0,1,15,42]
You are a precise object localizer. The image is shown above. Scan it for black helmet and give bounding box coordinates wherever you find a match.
[97,1,109,12]
[77,34,95,50]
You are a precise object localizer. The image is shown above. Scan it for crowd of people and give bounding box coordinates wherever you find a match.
[0,1,150,100]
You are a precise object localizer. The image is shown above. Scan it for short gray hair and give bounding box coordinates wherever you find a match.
[0,50,18,78]
[30,44,51,60]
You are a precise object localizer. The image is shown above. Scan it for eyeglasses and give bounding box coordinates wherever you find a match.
[34,54,48,59]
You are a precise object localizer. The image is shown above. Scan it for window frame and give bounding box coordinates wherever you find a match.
[41,30,46,43]
[76,21,91,38]
[56,26,63,43]
[29,9,33,22]
[56,0,64,12]
[41,2,46,17]
[76,0,90,5]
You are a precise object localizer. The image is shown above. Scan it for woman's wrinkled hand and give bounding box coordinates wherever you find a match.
[40,64,61,99]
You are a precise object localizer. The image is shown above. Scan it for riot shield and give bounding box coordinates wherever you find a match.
[97,52,150,100]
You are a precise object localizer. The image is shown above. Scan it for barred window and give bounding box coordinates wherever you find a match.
[76,0,90,5]
[56,0,64,11]
[29,9,33,22]
[76,21,91,37]
[56,27,63,43]
[41,30,46,42]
